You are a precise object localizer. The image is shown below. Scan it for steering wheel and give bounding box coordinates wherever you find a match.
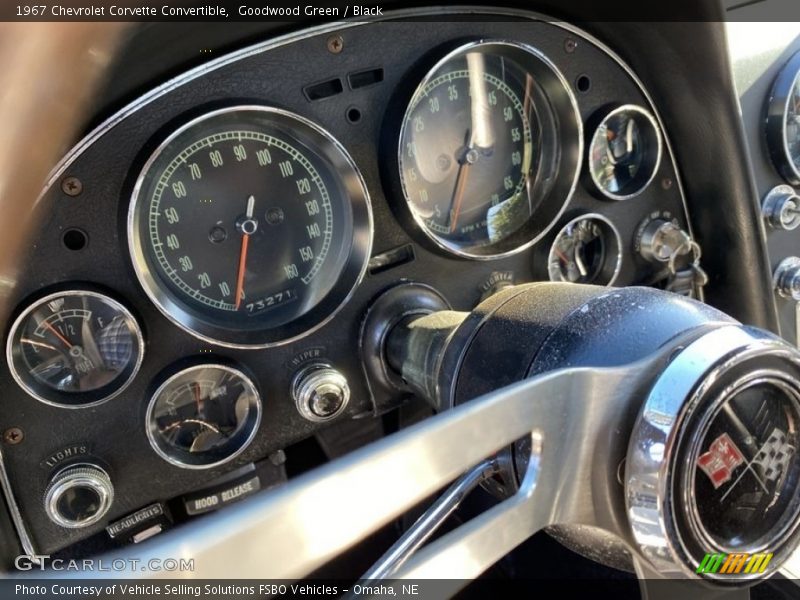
[2,22,800,600]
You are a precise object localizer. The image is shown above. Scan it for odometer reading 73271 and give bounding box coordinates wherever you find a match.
[129,107,372,348]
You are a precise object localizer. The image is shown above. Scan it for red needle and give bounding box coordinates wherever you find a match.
[449,162,472,233]
[234,195,256,311]
[234,234,250,310]
[43,320,73,349]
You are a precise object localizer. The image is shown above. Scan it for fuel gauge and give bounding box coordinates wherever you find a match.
[146,364,261,469]
[547,215,622,286]
[6,290,144,407]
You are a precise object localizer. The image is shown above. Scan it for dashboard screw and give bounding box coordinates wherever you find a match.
[327,35,344,54]
[61,176,83,197]
[661,177,673,190]
[3,428,23,445]
[564,38,577,53]
[268,450,287,466]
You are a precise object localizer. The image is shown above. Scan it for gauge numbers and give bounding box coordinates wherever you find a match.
[149,130,332,314]
[6,290,144,407]
[146,364,261,469]
[129,106,372,348]
[401,68,532,241]
[396,41,582,258]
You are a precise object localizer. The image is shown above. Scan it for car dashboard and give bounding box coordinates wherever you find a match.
[0,5,798,589]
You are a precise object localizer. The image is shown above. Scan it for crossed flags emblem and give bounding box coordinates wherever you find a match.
[697,428,795,496]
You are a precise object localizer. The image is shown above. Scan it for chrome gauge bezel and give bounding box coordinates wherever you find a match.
[5,289,145,408]
[145,363,262,470]
[128,105,373,349]
[395,39,583,260]
[546,213,623,286]
[766,50,800,185]
[588,104,662,201]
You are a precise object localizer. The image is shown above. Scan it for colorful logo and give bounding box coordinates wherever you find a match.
[696,552,773,575]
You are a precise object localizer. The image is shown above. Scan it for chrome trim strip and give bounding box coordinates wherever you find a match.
[0,448,38,560]
[358,458,499,582]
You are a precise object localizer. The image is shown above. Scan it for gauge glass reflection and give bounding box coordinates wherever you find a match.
[785,78,800,174]
[6,290,144,407]
[129,106,371,348]
[588,105,661,200]
[397,41,582,258]
[548,215,622,286]
[147,364,261,469]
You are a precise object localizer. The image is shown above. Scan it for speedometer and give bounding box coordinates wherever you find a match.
[129,106,371,348]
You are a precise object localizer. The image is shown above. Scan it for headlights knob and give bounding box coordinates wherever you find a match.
[44,463,114,529]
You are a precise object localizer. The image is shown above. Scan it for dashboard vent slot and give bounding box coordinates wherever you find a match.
[369,244,415,275]
[303,78,344,101]
[348,68,384,90]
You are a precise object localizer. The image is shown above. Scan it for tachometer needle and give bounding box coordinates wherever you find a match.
[448,160,472,233]
[234,195,257,311]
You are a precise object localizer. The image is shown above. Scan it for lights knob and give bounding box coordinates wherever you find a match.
[774,256,800,300]
[763,184,800,230]
[638,219,691,263]
[44,463,114,528]
[292,364,350,422]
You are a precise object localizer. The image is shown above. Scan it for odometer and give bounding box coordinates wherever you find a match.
[129,107,371,348]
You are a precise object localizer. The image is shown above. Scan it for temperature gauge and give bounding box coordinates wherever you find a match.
[547,215,622,286]
[6,290,144,407]
[146,364,261,469]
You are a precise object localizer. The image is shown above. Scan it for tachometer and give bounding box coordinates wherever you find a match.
[395,41,582,258]
[129,106,371,348]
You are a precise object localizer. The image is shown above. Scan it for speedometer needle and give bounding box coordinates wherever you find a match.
[234,195,257,311]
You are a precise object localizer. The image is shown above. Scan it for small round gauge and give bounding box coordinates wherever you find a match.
[547,214,622,286]
[6,290,144,407]
[129,106,372,348]
[588,105,662,200]
[146,364,261,469]
[396,40,582,258]
[766,50,800,184]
